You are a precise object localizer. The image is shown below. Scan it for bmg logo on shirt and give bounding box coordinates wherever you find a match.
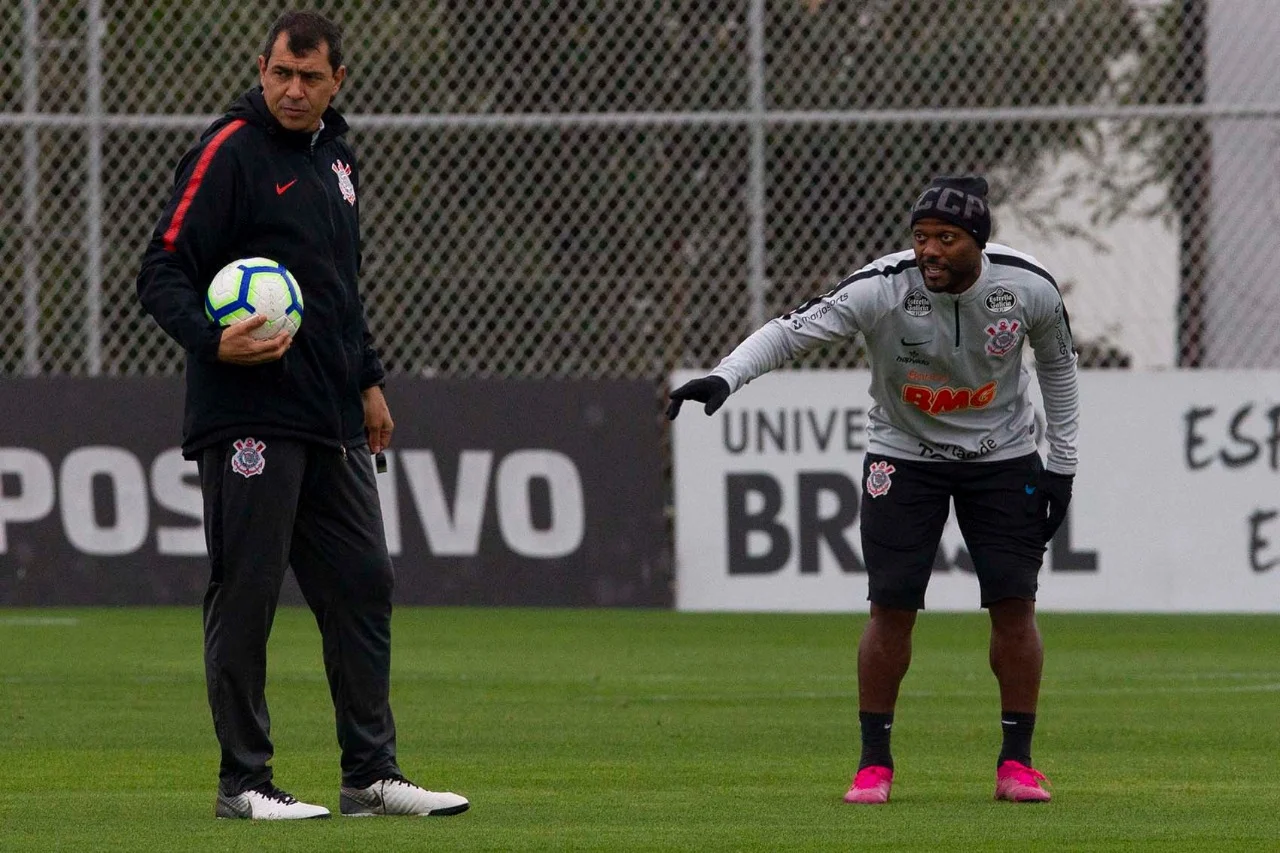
[901,381,998,416]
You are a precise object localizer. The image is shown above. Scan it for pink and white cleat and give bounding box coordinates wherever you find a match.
[843,765,893,804]
[995,760,1051,802]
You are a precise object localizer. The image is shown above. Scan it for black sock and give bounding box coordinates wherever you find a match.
[998,711,1036,767]
[858,711,894,770]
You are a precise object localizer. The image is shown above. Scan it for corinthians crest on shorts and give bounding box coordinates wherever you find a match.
[231,438,267,478]
[331,159,356,206]
[866,460,895,498]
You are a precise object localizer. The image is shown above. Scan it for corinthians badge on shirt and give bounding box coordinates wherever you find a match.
[985,318,1021,357]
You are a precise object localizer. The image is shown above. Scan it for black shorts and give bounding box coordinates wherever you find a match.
[859,451,1047,610]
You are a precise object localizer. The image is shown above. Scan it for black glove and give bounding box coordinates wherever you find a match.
[666,375,731,420]
[1040,470,1074,543]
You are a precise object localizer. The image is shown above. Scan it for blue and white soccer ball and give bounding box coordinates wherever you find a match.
[205,257,304,340]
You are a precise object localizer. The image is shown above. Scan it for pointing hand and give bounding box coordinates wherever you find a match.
[666,375,731,420]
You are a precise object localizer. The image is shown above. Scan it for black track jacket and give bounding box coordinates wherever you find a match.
[137,88,385,458]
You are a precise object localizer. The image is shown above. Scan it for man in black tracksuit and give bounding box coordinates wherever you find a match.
[136,11,468,821]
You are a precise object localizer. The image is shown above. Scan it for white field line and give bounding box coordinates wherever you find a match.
[0,616,79,626]
[3,666,1278,699]
[619,670,1280,684]
[581,681,1280,703]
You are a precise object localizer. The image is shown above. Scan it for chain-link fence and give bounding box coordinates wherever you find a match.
[3,1,1280,377]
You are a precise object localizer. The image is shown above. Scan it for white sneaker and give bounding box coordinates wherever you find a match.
[340,775,470,816]
[216,783,331,820]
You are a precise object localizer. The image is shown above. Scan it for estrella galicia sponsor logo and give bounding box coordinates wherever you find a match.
[903,289,932,317]
[985,287,1017,313]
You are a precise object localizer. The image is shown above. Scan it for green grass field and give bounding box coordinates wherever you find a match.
[2,608,1278,851]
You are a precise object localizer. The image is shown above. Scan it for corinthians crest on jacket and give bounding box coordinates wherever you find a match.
[331,159,356,206]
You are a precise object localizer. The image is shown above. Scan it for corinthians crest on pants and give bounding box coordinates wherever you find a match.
[231,438,267,478]
[331,159,356,206]
[866,460,895,498]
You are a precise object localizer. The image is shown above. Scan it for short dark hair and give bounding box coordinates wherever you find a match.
[262,10,343,71]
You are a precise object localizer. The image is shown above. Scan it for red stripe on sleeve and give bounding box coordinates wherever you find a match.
[161,119,248,252]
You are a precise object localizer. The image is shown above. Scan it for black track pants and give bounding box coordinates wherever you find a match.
[198,438,400,795]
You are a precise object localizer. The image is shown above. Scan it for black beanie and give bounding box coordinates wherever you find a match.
[909,175,991,247]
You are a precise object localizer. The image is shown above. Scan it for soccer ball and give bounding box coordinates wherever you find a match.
[205,257,304,340]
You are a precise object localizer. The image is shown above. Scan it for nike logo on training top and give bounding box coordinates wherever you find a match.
[275,179,298,195]
[901,338,932,347]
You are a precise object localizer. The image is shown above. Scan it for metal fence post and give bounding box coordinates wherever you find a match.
[86,0,104,375]
[747,0,767,332]
[22,0,40,375]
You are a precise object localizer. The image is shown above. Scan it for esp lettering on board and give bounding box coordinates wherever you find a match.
[1182,403,1280,572]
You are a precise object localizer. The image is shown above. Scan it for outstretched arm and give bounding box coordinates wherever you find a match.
[668,276,877,418]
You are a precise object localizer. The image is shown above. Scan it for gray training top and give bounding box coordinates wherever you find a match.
[710,243,1080,475]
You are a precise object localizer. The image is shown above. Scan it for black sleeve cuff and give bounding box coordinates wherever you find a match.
[193,322,224,363]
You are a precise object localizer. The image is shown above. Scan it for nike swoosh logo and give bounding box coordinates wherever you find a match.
[276,179,298,195]
[1025,485,1036,495]
[901,338,932,347]
[218,792,252,818]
